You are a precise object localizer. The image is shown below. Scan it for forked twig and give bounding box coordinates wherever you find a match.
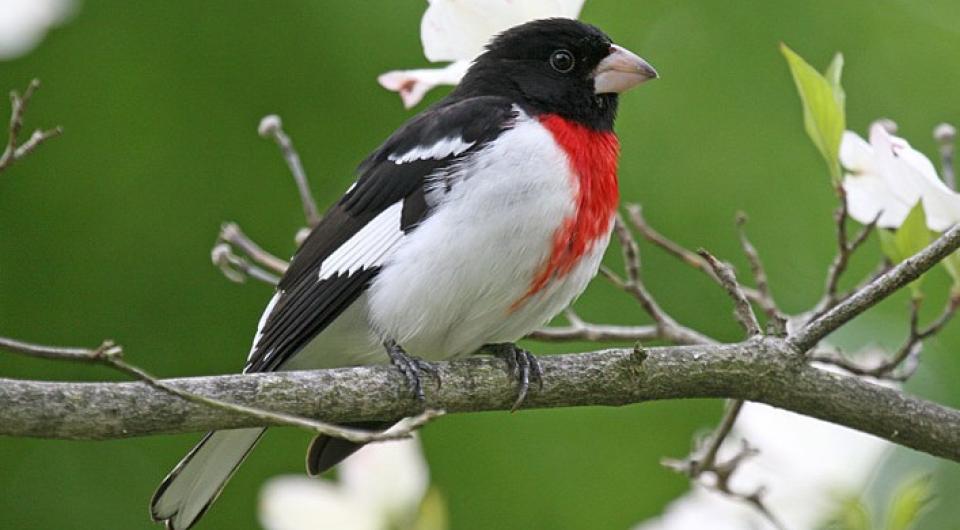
[698,249,762,337]
[813,294,960,380]
[663,400,785,530]
[624,204,765,304]
[595,215,715,346]
[0,79,63,173]
[813,190,881,317]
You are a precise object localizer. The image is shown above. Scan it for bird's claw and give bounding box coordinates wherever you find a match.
[490,343,543,412]
[385,340,439,402]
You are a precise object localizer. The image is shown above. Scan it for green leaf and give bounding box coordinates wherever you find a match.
[825,53,846,103]
[781,43,846,183]
[940,248,960,292]
[885,475,935,530]
[878,202,931,299]
[818,495,873,530]
[896,202,933,259]
[411,488,448,530]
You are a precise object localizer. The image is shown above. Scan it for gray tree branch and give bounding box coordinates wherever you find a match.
[4,337,960,465]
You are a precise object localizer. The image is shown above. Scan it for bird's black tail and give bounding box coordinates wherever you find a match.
[305,421,391,476]
[151,428,266,530]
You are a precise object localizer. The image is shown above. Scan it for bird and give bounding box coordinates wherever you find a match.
[151,17,657,529]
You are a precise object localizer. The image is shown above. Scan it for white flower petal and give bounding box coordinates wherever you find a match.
[420,0,585,62]
[339,436,429,524]
[259,476,381,530]
[871,123,960,231]
[377,61,470,108]
[841,123,960,231]
[920,181,960,231]
[893,143,960,231]
[839,130,874,174]
[843,171,913,228]
[841,129,913,227]
[0,0,74,60]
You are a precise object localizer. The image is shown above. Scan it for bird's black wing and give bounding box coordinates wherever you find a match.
[244,96,517,373]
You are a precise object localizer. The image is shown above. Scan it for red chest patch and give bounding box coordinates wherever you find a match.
[511,114,620,310]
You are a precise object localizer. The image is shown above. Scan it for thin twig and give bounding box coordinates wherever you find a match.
[0,79,63,173]
[698,249,762,337]
[935,123,956,191]
[624,203,765,304]
[0,335,441,443]
[815,190,881,316]
[823,189,850,308]
[258,115,321,228]
[789,224,960,352]
[528,307,661,342]
[601,216,715,346]
[220,223,289,274]
[735,213,787,333]
[694,399,744,473]
[819,260,892,321]
[210,242,281,286]
[527,323,660,342]
[211,222,290,285]
[663,400,785,530]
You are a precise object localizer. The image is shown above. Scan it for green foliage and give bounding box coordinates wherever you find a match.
[818,476,935,530]
[878,202,931,299]
[818,495,873,530]
[781,43,846,183]
[884,475,935,530]
[411,488,449,530]
[940,249,960,293]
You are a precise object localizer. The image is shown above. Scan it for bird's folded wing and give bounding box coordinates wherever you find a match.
[244,96,518,373]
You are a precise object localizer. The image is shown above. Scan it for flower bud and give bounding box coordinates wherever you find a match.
[934,123,956,145]
[258,115,282,138]
[873,118,898,135]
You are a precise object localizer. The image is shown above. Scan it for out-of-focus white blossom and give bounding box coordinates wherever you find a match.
[841,122,960,231]
[634,374,891,530]
[378,0,586,108]
[259,437,429,530]
[0,0,75,60]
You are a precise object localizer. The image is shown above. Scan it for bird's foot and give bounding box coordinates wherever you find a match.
[385,340,439,402]
[487,343,543,412]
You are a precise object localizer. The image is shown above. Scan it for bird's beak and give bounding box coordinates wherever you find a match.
[593,44,658,94]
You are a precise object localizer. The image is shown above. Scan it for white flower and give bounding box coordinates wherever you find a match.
[0,0,75,60]
[378,0,586,108]
[259,437,429,530]
[841,122,960,231]
[634,364,892,530]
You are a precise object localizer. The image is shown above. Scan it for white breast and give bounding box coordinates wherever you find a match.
[366,110,610,358]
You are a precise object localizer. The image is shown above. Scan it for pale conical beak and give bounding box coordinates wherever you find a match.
[593,44,658,94]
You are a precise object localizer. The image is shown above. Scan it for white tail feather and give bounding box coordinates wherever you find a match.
[151,428,266,529]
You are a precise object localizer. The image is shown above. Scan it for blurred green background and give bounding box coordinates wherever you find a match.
[2,1,960,528]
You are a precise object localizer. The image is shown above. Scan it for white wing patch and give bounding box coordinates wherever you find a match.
[318,201,405,280]
[388,137,475,164]
[246,291,280,370]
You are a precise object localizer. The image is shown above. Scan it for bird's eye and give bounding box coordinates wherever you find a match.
[549,49,575,73]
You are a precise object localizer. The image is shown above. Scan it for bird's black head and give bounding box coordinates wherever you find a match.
[451,18,657,131]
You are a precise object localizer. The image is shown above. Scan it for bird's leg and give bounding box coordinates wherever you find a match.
[384,339,439,402]
[486,343,543,412]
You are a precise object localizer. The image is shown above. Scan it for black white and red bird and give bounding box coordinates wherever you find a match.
[151,18,657,529]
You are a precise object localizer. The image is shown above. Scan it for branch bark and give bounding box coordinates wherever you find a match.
[4,338,960,465]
